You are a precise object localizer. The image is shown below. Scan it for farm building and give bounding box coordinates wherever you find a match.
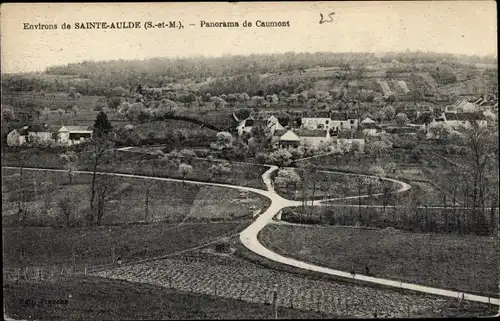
[276,129,300,149]
[236,116,283,136]
[6,126,29,146]
[7,124,93,147]
[360,118,381,136]
[330,112,359,133]
[295,129,331,147]
[445,100,478,112]
[301,111,331,131]
[441,112,487,129]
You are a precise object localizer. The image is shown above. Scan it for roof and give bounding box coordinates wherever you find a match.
[362,122,380,129]
[337,131,365,139]
[456,112,486,121]
[386,126,418,134]
[331,112,348,121]
[245,119,267,128]
[267,115,279,123]
[279,130,301,141]
[451,100,476,111]
[361,117,375,124]
[445,113,458,121]
[47,125,64,133]
[347,112,358,120]
[303,111,330,118]
[26,124,47,132]
[295,129,328,137]
[16,126,29,135]
[65,125,93,132]
[273,129,288,137]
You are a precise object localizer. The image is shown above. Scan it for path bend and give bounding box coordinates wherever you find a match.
[3,158,498,306]
[239,166,500,306]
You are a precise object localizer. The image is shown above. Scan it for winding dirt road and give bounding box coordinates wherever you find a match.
[3,160,498,306]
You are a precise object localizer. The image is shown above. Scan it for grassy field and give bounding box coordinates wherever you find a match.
[3,277,331,320]
[274,168,398,201]
[93,246,498,318]
[259,224,499,296]
[3,221,249,269]
[1,149,269,190]
[2,168,269,227]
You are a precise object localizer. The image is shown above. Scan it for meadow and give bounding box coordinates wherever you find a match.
[2,168,269,227]
[259,224,499,296]
[3,276,331,320]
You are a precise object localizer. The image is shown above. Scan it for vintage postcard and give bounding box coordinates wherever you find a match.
[1,1,499,319]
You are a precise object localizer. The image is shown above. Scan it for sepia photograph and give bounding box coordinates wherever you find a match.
[1,1,499,319]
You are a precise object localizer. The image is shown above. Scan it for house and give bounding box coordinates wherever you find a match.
[445,100,477,113]
[6,126,28,146]
[360,118,381,136]
[295,129,331,147]
[301,111,331,130]
[442,112,487,129]
[237,116,283,136]
[271,129,288,149]
[456,112,487,128]
[330,112,359,133]
[267,115,285,132]
[7,124,93,147]
[277,129,300,149]
[336,130,365,152]
[361,117,376,125]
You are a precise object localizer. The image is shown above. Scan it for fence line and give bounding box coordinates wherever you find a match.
[4,262,497,317]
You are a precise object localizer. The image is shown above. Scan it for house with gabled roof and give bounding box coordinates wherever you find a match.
[330,112,359,132]
[273,129,300,149]
[360,118,382,136]
[301,111,331,131]
[7,124,93,147]
[236,115,283,136]
[6,126,29,146]
[295,128,331,147]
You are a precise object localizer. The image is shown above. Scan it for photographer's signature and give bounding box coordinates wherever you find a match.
[319,12,335,24]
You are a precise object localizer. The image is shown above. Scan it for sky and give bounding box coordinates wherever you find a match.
[1,1,497,73]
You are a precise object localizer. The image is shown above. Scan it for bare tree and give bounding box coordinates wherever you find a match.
[94,175,119,226]
[60,151,79,184]
[83,137,115,225]
[15,150,31,220]
[461,125,496,231]
[57,189,79,227]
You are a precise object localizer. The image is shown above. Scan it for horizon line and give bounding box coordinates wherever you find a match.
[2,49,497,75]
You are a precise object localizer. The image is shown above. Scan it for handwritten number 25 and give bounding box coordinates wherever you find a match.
[319,12,335,24]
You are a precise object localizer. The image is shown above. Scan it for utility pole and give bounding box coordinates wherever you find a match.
[33,177,37,201]
[145,185,150,222]
[272,290,278,319]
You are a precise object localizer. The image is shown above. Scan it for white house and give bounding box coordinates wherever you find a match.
[330,112,359,133]
[237,116,283,136]
[301,111,331,130]
[445,100,478,113]
[267,115,285,132]
[295,129,331,147]
[6,126,28,146]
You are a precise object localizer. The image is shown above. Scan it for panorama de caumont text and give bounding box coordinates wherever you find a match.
[23,20,291,30]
